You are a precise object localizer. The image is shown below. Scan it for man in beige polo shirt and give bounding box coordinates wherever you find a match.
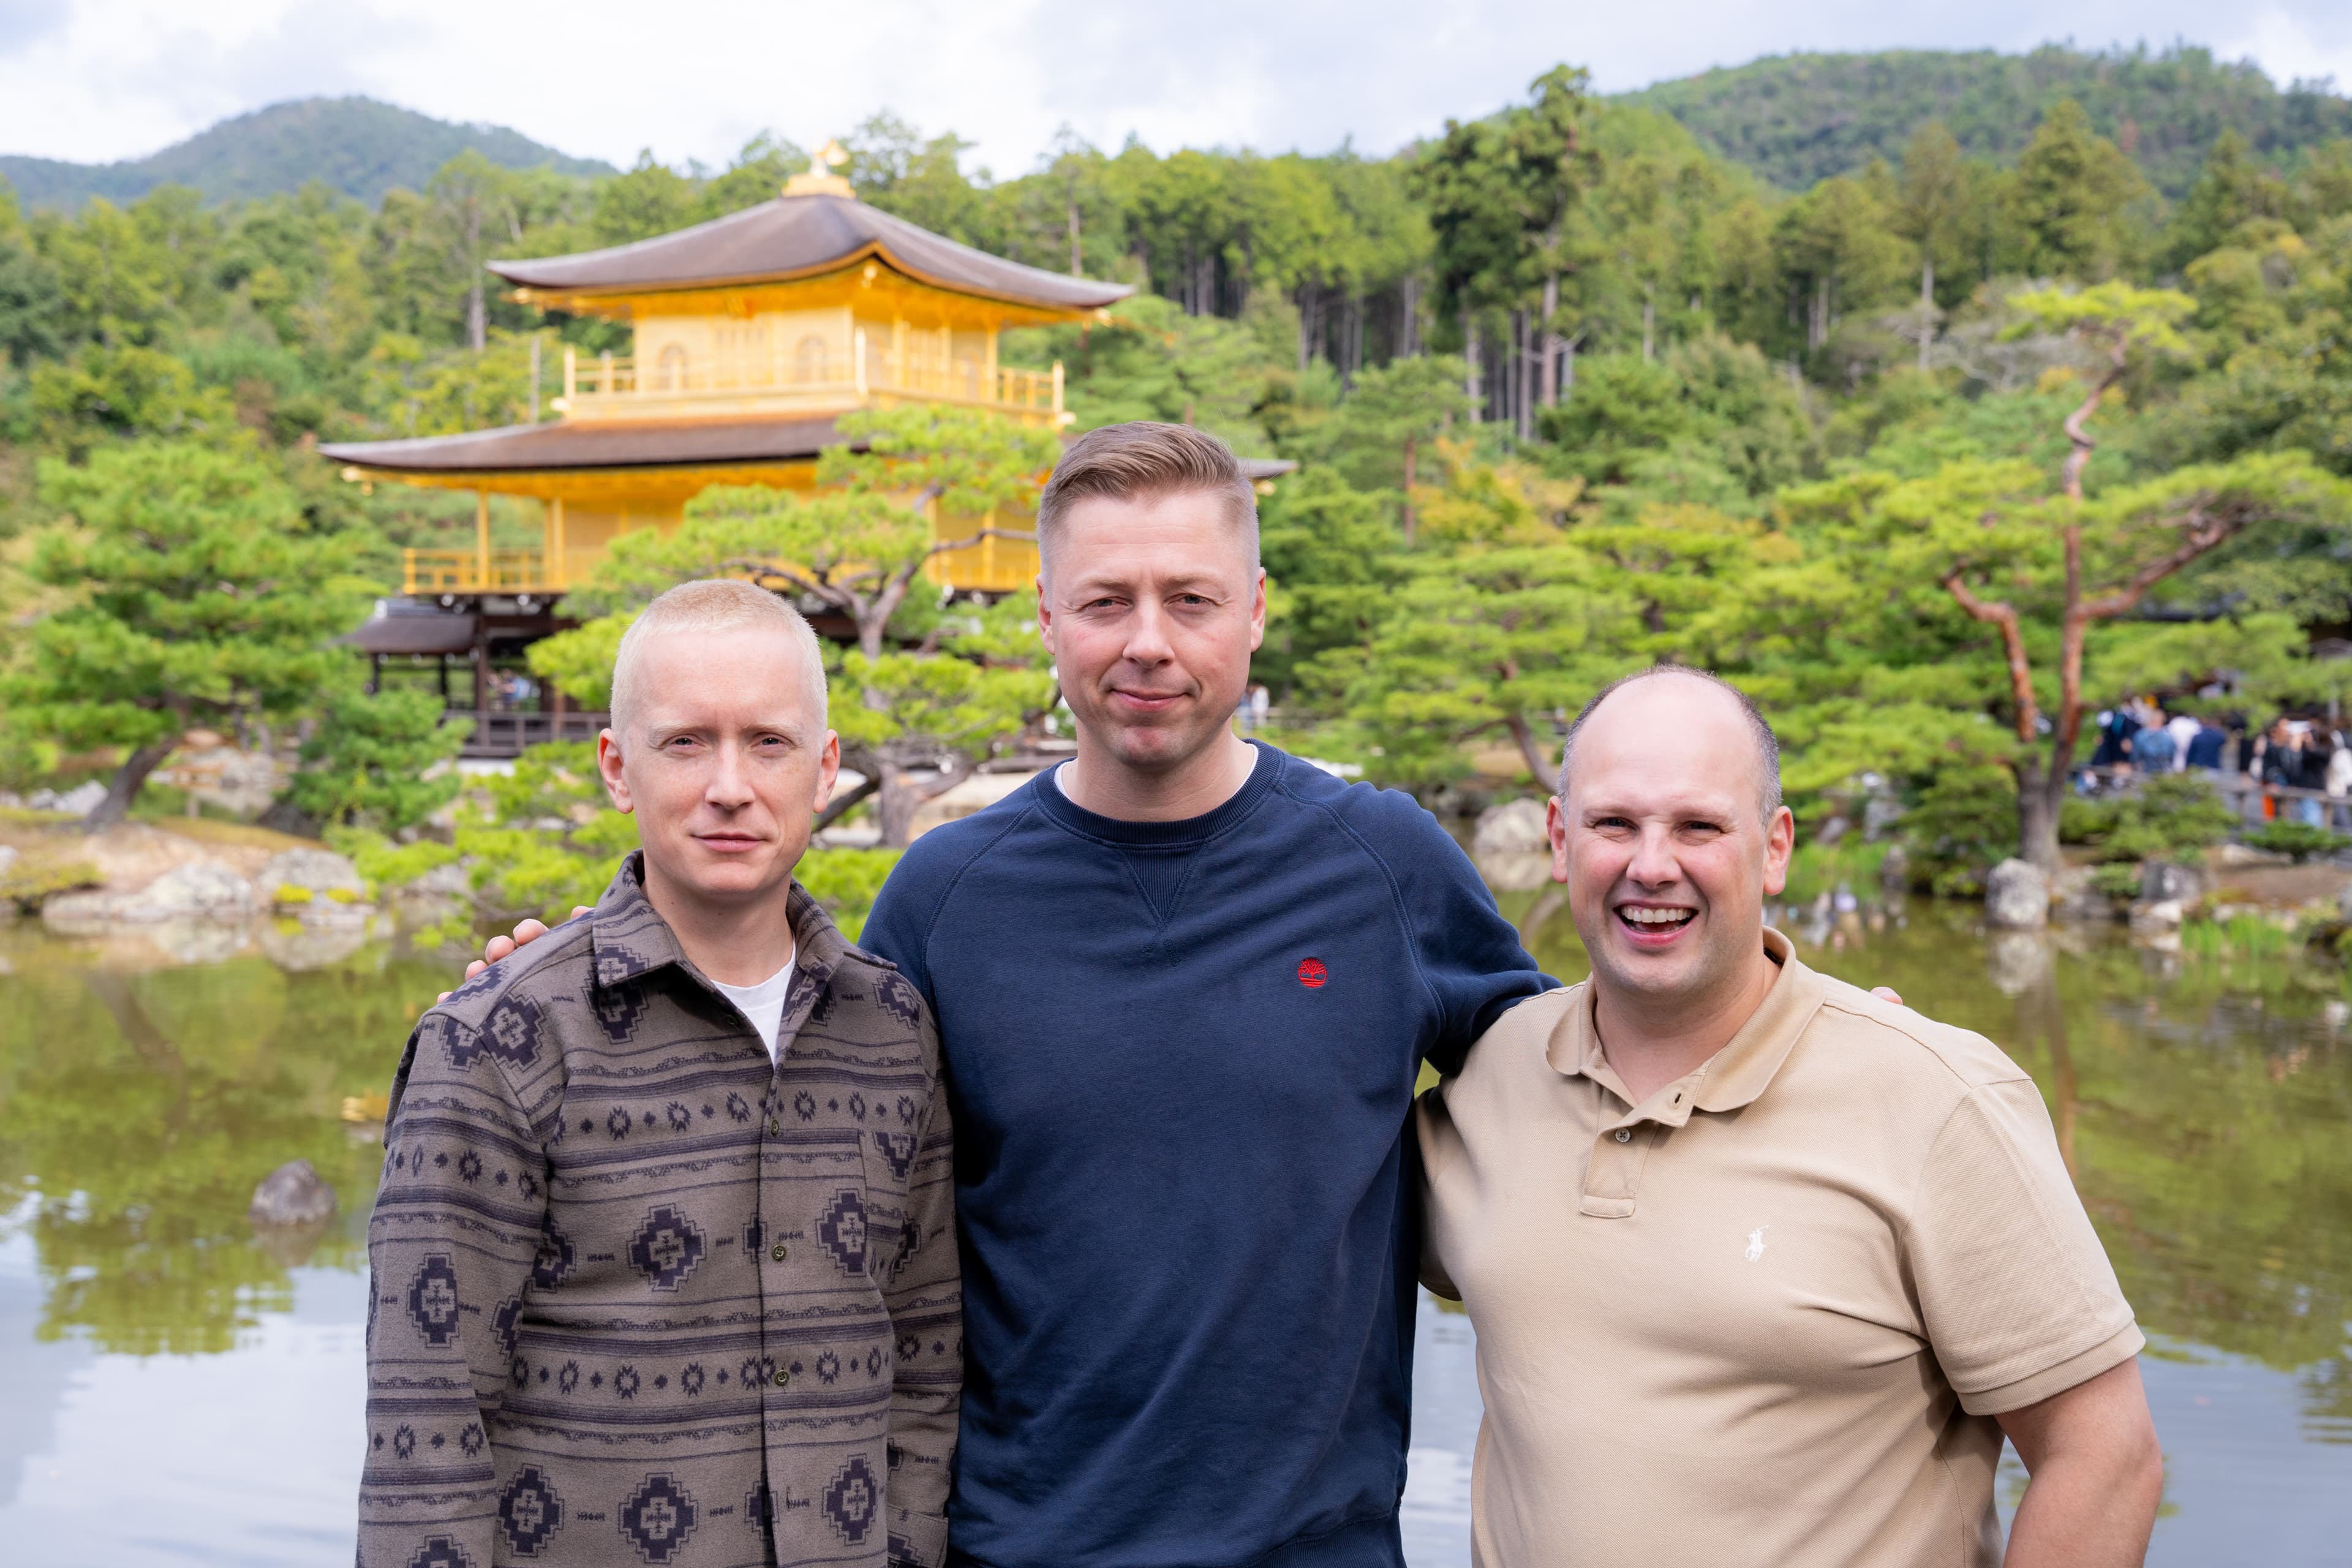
[1419,666,2163,1567]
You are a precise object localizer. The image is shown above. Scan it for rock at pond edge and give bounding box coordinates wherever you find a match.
[1474,797,1551,857]
[1984,859,2049,929]
[249,1158,337,1228]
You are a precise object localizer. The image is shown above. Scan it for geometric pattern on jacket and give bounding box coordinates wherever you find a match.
[360,853,959,1568]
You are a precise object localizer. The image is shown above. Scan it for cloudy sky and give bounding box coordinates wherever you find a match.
[1,0,2348,175]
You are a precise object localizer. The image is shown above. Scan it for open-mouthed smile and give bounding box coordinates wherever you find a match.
[1614,903,1697,946]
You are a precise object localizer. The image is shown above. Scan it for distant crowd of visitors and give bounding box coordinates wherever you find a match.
[2089,695,2352,824]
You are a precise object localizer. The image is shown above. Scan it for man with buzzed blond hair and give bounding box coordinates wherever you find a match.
[1420,665,2163,1567]
[362,580,960,1568]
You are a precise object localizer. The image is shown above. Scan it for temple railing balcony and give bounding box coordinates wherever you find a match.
[557,338,1065,424]
[403,526,1039,600]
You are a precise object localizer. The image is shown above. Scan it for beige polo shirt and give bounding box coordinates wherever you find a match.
[1417,929,2142,1568]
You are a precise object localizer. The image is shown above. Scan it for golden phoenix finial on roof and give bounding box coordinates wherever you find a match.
[784,139,854,199]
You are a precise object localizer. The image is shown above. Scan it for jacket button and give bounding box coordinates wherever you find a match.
[767,1118,780,1136]
[770,1243,788,1262]
[774,1368,790,1388]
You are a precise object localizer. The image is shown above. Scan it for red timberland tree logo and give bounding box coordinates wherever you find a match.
[1297,959,1328,989]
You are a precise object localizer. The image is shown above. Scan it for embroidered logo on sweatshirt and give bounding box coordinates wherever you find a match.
[1297,958,1328,989]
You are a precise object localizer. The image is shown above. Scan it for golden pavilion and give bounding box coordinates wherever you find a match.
[323,149,1135,609]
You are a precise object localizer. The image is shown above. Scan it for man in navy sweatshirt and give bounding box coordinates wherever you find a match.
[468,422,1550,1566]
[862,423,1547,1566]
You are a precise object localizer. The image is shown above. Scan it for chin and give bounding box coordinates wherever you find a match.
[1115,717,1225,768]
[669,851,788,899]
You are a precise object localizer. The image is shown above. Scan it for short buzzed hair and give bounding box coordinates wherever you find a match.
[609,578,827,737]
[1035,421,1259,581]
[1557,664,1783,823]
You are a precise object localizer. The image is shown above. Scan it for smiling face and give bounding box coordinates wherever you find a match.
[1038,488,1265,779]
[1553,673,1794,1012]
[596,626,839,918]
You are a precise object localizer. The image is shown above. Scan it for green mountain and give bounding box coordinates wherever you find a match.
[0,96,614,211]
[1621,43,2352,197]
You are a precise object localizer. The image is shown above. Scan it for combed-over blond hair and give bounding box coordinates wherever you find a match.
[1035,421,1259,580]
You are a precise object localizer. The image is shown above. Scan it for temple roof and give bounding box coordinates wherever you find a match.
[322,417,853,475]
[322,417,1295,481]
[489,193,1133,312]
[341,605,479,655]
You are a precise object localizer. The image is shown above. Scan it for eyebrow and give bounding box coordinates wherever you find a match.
[647,720,806,742]
[1579,800,1738,821]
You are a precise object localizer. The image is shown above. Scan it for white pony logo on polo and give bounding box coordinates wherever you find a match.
[1744,1226,1768,1264]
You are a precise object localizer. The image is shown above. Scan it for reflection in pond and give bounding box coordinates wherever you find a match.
[4,881,2351,1564]
[0,938,427,1357]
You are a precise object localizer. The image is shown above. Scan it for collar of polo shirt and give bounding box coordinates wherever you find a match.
[1546,928,1828,1218]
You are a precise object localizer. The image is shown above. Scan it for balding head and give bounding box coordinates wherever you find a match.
[1558,665,1781,823]
[1549,664,1795,1024]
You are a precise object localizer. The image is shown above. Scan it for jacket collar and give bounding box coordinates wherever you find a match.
[1547,927,1825,1123]
[590,850,849,1001]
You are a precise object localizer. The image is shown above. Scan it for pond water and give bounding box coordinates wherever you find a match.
[2,889,2348,1565]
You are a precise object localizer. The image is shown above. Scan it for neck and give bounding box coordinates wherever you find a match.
[1590,940,1779,1106]
[1060,728,1259,823]
[639,861,798,987]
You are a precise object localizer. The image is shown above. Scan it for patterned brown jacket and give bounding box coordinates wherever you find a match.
[360,854,959,1568]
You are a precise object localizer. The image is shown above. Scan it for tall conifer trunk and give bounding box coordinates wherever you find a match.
[1463,309,1480,418]
[1918,257,1936,372]
[1539,273,1561,406]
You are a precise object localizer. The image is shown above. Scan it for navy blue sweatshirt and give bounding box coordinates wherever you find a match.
[861,743,1551,1568]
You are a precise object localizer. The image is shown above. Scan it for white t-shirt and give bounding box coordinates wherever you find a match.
[714,949,796,1065]
[2165,713,2200,769]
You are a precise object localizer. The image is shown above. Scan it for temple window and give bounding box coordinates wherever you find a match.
[795,333,829,384]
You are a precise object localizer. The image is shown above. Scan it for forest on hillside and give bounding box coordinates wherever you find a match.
[0,96,612,211]
[6,51,2352,895]
[1625,43,2352,195]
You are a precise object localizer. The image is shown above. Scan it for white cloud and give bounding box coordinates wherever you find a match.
[0,0,2346,176]
[2225,7,2352,91]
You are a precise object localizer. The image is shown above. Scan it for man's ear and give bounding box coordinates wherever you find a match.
[811,730,841,815]
[597,729,635,813]
[1761,805,1796,897]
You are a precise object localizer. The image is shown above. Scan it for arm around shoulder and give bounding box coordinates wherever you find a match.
[1347,788,1553,1074]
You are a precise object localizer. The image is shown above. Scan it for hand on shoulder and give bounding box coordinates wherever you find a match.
[435,907,590,1003]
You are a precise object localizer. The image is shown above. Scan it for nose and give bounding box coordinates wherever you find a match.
[705,739,756,809]
[1624,823,1683,889]
[1121,597,1175,669]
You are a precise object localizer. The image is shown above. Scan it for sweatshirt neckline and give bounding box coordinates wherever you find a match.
[1031,741,1282,848]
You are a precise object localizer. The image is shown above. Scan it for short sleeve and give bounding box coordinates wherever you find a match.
[1907,1078,2144,1415]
